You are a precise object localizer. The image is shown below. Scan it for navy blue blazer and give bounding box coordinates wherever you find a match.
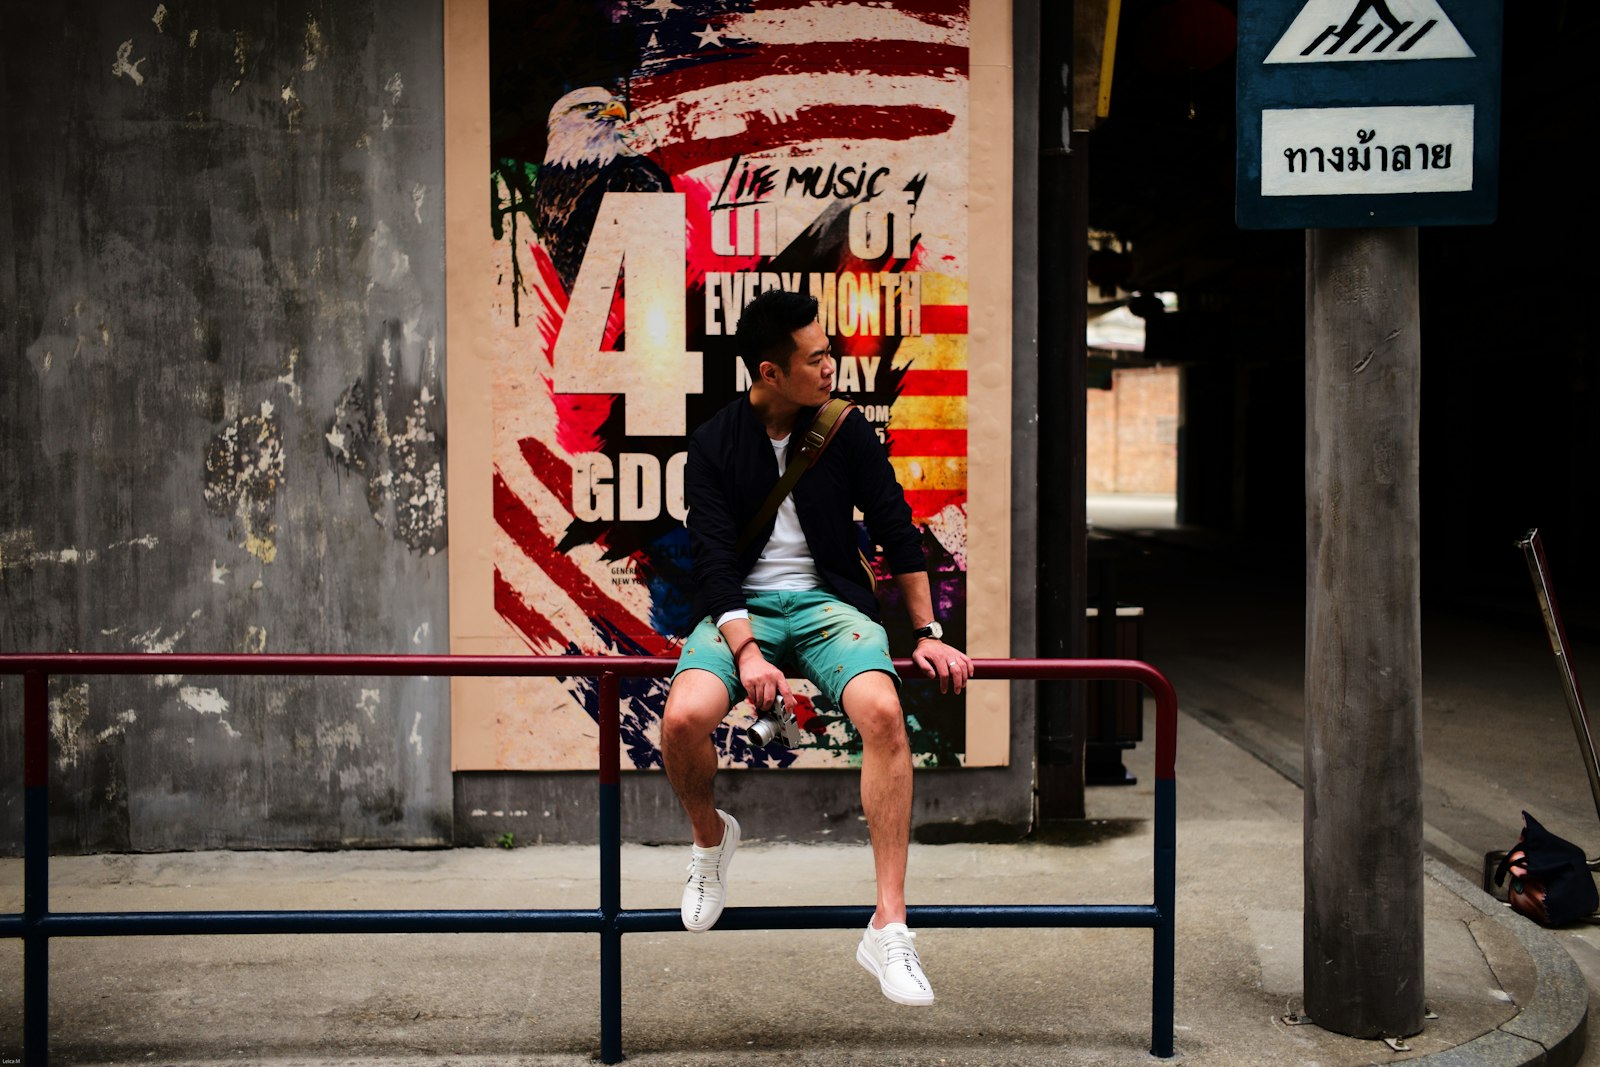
[684,394,926,623]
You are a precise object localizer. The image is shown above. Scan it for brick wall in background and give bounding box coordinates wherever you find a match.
[1087,366,1179,495]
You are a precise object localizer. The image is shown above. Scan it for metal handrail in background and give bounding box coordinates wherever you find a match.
[1520,529,1600,859]
[0,654,1178,1066]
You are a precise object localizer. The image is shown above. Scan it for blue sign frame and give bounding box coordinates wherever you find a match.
[1236,0,1502,229]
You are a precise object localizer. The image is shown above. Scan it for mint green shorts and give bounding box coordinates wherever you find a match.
[673,589,899,710]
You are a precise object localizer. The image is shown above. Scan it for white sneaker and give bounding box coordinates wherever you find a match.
[680,810,740,932]
[856,920,935,1005]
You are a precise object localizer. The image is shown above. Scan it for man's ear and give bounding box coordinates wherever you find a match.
[759,359,782,385]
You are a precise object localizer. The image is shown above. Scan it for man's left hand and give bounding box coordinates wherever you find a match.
[912,639,974,695]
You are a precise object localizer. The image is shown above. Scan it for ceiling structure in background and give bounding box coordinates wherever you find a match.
[1081,0,1591,362]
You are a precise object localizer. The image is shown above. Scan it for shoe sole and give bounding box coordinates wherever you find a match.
[681,815,739,932]
[856,942,936,1006]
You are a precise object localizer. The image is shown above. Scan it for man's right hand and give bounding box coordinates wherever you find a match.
[737,646,795,711]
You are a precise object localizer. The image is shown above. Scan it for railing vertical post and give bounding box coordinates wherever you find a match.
[1151,776,1176,1057]
[1150,672,1178,1058]
[597,671,624,1064]
[23,669,50,1067]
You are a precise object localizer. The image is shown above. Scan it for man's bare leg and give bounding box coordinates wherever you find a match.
[661,669,735,847]
[840,670,914,927]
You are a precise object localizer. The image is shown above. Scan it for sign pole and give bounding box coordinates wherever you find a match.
[1303,225,1424,1038]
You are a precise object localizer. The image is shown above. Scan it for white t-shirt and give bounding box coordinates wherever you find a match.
[715,433,821,627]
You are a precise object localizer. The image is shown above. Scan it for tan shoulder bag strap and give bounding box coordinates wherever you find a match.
[735,397,855,554]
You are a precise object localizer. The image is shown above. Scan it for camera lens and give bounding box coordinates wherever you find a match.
[745,717,776,747]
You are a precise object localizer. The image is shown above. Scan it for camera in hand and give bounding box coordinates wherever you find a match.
[745,695,803,749]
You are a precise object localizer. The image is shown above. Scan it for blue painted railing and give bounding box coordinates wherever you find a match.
[0,653,1178,1065]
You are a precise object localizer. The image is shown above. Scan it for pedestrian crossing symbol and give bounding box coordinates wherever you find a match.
[1265,0,1475,64]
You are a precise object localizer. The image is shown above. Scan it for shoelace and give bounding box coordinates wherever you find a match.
[877,928,920,966]
[685,850,721,884]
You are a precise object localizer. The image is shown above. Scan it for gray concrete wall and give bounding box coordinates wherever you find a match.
[0,2,451,853]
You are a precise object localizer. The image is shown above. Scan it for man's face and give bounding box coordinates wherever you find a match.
[766,321,835,407]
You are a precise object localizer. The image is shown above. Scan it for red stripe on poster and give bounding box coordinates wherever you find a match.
[633,41,969,105]
[919,304,968,334]
[751,0,967,16]
[518,436,574,513]
[652,104,956,180]
[495,565,564,651]
[898,370,967,396]
[887,429,968,456]
[494,471,672,655]
[903,489,967,520]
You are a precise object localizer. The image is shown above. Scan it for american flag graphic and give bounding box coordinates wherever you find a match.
[484,0,971,771]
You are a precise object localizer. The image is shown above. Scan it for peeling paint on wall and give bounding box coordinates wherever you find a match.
[0,542,92,569]
[302,15,323,71]
[204,400,285,564]
[179,686,243,739]
[130,624,185,654]
[368,220,412,286]
[281,83,304,128]
[50,684,93,770]
[111,40,147,85]
[277,347,302,405]
[312,719,363,779]
[178,686,228,716]
[382,71,404,131]
[0,530,160,571]
[231,29,249,93]
[326,354,447,555]
[100,710,138,744]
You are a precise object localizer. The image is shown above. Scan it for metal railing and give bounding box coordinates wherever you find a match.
[1,654,1178,1065]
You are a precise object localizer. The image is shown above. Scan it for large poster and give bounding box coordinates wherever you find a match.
[446,0,1011,771]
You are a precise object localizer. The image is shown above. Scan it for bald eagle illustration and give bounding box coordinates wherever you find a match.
[533,87,673,293]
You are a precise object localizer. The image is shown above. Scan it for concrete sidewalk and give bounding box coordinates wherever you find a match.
[0,705,1586,1066]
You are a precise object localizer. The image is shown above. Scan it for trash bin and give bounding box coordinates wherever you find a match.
[1086,604,1144,785]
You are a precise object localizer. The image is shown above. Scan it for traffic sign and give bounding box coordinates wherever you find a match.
[1237,0,1502,229]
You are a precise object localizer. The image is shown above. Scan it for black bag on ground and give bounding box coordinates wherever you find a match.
[1493,810,1598,927]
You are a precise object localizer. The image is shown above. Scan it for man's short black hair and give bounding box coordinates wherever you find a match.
[735,289,819,379]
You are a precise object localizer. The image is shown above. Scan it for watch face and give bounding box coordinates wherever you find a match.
[919,622,943,640]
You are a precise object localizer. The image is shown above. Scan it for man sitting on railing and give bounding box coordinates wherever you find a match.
[660,288,973,1006]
